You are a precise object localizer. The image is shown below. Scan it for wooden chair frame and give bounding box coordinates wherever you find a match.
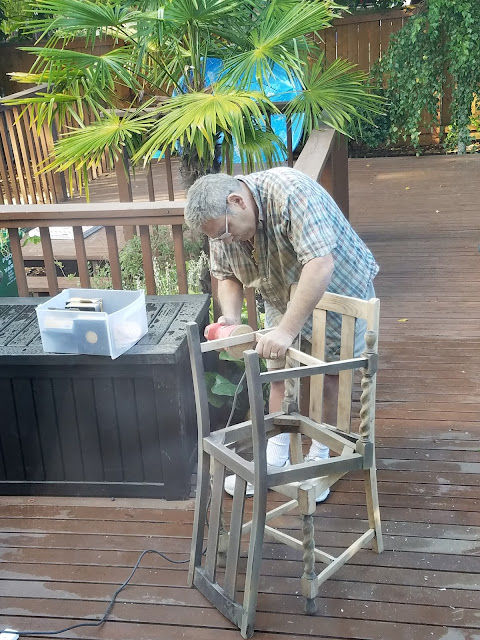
[186,291,383,638]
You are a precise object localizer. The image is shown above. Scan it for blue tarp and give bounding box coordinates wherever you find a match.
[153,58,303,161]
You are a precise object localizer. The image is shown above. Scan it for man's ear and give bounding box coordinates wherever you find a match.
[226,192,246,209]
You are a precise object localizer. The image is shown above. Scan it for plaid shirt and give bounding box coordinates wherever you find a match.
[210,167,379,344]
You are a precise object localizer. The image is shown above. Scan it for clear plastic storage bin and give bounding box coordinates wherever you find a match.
[36,289,148,359]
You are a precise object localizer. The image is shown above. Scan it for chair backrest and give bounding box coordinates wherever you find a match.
[294,289,380,433]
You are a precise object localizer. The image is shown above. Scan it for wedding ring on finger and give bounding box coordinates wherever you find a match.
[270,352,278,360]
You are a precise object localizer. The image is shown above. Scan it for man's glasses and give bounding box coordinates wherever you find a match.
[210,210,233,242]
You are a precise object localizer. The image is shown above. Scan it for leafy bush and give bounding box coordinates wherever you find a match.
[377,0,480,152]
[347,88,391,150]
[344,1,407,10]
[90,226,207,294]
[7,0,383,194]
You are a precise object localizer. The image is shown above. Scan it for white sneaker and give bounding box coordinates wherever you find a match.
[224,460,290,497]
[304,454,330,503]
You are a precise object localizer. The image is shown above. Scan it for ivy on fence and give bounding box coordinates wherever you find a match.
[377,0,480,152]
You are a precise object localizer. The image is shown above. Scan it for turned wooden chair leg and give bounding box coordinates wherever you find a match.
[298,483,319,615]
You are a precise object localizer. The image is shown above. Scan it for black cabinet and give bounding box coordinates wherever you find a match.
[0,294,209,499]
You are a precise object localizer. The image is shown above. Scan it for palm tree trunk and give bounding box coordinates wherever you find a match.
[179,140,223,295]
[179,141,222,188]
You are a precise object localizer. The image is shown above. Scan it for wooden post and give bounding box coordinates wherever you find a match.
[39,227,59,295]
[172,225,188,294]
[8,228,28,296]
[333,133,349,220]
[244,288,258,331]
[139,225,156,294]
[321,132,349,220]
[115,150,135,242]
[73,226,91,288]
[105,226,123,290]
[146,163,155,202]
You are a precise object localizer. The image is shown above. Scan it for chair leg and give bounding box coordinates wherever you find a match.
[364,464,384,553]
[298,483,318,615]
[188,450,211,585]
[290,432,303,465]
[240,487,268,639]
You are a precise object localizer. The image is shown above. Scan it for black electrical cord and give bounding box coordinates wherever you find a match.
[15,548,190,637]
[225,371,246,428]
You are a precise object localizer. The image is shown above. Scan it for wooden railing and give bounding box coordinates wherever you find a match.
[0,85,66,205]
[0,124,346,329]
[0,84,115,205]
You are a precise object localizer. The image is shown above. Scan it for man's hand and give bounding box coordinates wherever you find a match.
[204,314,240,339]
[217,315,240,326]
[255,327,295,361]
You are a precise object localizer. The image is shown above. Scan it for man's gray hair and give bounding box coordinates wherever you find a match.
[184,173,241,230]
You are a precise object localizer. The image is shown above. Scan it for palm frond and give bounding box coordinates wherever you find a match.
[285,57,385,137]
[43,108,157,197]
[132,87,279,166]
[23,0,140,41]
[163,0,241,26]
[230,128,287,173]
[220,0,343,90]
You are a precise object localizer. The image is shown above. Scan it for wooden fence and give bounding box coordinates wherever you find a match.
[317,9,412,75]
[0,86,66,205]
[1,11,414,95]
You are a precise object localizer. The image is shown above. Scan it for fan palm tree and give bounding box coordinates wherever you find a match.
[6,0,382,192]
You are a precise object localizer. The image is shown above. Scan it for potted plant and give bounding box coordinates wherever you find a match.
[6,0,383,190]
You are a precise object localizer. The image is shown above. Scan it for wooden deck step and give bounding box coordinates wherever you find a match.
[26,275,81,294]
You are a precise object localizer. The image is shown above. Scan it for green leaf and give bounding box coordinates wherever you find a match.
[132,86,280,168]
[286,56,385,138]
[210,372,243,397]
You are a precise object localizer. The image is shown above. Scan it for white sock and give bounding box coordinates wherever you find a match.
[266,432,290,467]
[308,440,330,459]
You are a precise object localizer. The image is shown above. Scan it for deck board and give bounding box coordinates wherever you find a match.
[1,155,479,639]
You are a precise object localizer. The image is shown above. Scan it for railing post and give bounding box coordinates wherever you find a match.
[115,149,135,241]
[8,228,28,296]
[320,132,349,220]
[332,132,349,220]
[49,118,68,203]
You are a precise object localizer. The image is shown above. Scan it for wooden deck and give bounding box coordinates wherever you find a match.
[1,155,479,639]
